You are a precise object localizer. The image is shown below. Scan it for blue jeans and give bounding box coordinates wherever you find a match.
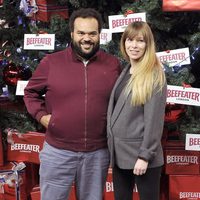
[39,142,110,200]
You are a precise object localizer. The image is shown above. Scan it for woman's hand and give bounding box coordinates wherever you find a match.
[133,158,148,175]
[40,114,51,128]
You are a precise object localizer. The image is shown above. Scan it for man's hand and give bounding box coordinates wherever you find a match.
[40,114,51,128]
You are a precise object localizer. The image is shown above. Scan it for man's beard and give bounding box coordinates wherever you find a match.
[71,40,100,60]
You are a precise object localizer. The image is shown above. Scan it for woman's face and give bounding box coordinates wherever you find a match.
[125,33,146,63]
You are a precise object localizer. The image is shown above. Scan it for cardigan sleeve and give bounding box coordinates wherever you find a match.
[23,55,50,122]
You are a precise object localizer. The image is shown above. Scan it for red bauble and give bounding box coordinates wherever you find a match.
[3,63,23,86]
[124,10,134,17]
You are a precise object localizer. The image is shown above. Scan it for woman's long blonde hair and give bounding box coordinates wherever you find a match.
[120,21,166,106]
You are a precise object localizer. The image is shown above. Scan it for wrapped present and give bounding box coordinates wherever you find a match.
[103,168,140,200]
[164,140,200,175]
[165,149,200,175]
[24,163,39,195]
[33,0,69,22]
[162,137,185,150]
[169,175,200,200]
[0,162,27,200]
[30,185,40,200]
[19,0,38,17]
[6,131,45,164]
[163,0,200,12]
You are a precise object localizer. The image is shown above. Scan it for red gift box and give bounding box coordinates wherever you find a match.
[25,163,40,196]
[164,140,200,175]
[165,149,200,175]
[163,0,200,11]
[7,132,45,164]
[169,175,200,200]
[0,130,4,166]
[0,162,27,200]
[34,0,69,22]
[104,168,140,200]
[163,140,185,150]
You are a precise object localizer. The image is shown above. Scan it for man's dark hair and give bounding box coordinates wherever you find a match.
[69,8,103,33]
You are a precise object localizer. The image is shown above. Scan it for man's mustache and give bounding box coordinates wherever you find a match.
[81,41,94,45]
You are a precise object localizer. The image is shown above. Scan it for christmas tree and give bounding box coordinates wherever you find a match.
[0,0,200,137]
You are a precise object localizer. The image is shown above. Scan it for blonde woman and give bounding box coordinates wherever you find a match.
[107,21,167,200]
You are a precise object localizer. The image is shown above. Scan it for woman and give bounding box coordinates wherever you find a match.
[107,21,167,200]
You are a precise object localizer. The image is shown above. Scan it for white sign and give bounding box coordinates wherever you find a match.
[167,85,200,106]
[100,29,112,45]
[24,34,55,50]
[185,134,200,151]
[108,12,146,33]
[156,47,190,67]
[16,80,28,96]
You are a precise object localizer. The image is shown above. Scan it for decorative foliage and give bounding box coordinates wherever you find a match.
[165,66,195,86]
[0,108,43,133]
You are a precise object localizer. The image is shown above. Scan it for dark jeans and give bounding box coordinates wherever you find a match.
[112,164,162,200]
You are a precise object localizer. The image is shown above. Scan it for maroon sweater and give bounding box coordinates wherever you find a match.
[24,47,121,151]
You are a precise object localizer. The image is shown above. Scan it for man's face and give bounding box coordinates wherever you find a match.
[71,17,100,59]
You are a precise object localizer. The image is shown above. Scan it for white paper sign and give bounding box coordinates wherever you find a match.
[156,47,190,67]
[24,34,55,50]
[16,80,28,95]
[167,85,200,106]
[185,134,200,151]
[108,12,146,33]
[100,29,112,45]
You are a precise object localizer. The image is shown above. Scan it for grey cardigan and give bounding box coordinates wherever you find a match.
[107,65,167,169]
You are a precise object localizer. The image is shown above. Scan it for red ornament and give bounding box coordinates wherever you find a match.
[182,82,192,88]
[38,30,48,34]
[124,10,134,17]
[3,63,23,86]
[165,50,171,53]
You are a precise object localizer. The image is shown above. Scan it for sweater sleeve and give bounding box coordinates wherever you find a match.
[23,55,50,122]
[138,83,167,161]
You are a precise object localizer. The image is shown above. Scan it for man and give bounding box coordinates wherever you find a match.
[24,8,121,200]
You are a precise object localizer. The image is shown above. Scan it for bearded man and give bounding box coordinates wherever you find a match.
[24,8,121,200]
